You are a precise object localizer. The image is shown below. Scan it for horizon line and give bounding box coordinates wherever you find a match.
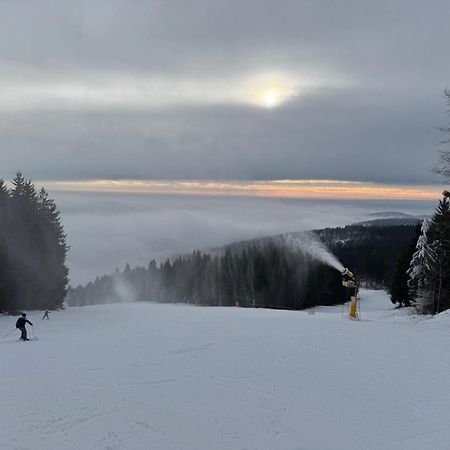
[34,179,446,201]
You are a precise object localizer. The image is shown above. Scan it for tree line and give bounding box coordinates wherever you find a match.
[66,238,349,310]
[0,173,69,313]
[390,193,450,313]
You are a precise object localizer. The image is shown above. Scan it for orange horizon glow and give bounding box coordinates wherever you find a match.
[37,179,446,201]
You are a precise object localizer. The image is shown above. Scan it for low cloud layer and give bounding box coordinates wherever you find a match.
[53,191,435,285]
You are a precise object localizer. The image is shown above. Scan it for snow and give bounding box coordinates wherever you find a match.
[1,290,450,450]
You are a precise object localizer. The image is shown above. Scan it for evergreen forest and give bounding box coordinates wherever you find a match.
[0,173,69,313]
[66,237,349,310]
[66,223,417,310]
[389,192,450,313]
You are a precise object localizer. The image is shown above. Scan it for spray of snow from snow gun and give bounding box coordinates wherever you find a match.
[280,233,359,319]
[279,232,345,272]
[211,232,359,316]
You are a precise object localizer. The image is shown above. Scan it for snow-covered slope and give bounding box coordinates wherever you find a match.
[1,290,450,450]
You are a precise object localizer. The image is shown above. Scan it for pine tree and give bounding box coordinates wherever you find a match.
[428,193,450,313]
[0,173,69,312]
[389,222,421,307]
[408,194,450,314]
[407,219,437,312]
[8,173,39,309]
[36,187,70,309]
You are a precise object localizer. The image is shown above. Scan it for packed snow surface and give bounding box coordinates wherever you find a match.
[2,290,450,450]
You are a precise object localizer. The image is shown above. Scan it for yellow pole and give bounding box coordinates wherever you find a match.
[349,295,358,319]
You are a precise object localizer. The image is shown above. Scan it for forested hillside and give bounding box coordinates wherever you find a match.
[0,173,69,313]
[66,237,349,310]
[66,221,418,309]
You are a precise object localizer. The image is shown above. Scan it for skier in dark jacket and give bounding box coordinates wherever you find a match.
[16,313,33,341]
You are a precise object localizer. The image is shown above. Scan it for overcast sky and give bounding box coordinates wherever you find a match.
[0,0,449,184]
[1,1,449,283]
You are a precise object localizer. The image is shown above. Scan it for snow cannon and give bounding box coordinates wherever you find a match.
[342,268,356,288]
[342,268,359,319]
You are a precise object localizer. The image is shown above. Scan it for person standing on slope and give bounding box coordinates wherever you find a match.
[16,313,33,341]
[42,310,49,320]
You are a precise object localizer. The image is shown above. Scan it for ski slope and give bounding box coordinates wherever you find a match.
[1,290,450,450]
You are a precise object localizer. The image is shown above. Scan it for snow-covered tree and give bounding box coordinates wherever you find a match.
[408,193,450,314]
[407,218,436,310]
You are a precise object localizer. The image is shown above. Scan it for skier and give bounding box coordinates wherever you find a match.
[16,313,33,341]
[42,310,49,320]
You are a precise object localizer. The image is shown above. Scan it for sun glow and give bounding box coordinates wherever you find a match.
[243,72,303,108]
[262,89,281,108]
[0,63,316,111]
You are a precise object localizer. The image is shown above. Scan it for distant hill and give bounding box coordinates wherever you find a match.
[357,213,425,227]
[367,211,418,219]
[357,218,420,226]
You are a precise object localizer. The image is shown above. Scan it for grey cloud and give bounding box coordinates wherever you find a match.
[0,87,443,183]
[1,1,449,83]
[0,0,449,184]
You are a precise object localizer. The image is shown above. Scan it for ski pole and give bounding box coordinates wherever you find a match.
[1,328,16,339]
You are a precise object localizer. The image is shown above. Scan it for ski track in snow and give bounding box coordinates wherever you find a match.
[1,290,450,450]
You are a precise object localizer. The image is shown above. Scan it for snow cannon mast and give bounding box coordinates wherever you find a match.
[342,268,359,319]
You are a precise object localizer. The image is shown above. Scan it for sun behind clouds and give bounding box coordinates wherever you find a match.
[243,72,303,108]
[261,89,281,108]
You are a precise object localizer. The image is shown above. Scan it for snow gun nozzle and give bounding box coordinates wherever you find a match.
[342,268,352,277]
[342,268,357,288]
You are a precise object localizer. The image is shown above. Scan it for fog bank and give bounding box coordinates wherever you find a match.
[50,191,435,285]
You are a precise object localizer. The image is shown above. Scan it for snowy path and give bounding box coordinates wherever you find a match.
[1,290,450,450]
